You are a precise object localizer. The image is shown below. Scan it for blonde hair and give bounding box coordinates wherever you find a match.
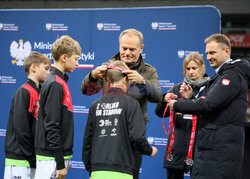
[107,61,129,84]
[24,51,51,75]
[119,28,144,46]
[183,52,205,77]
[205,33,231,52]
[52,35,82,62]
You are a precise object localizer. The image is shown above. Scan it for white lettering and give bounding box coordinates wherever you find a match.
[34,42,53,50]
[96,110,102,116]
[102,108,122,116]
[79,52,95,61]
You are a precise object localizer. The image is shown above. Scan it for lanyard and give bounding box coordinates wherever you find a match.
[162,94,175,135]
[164,109,175,161]
[184,115,197,166]
[162,94,197,164]
[162,102,170,135]
[105,75,110,89]
[162,94,175,161]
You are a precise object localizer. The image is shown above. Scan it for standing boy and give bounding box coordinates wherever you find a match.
[4,52,51,179]
[82,61,158,179]
[34,35,81,179]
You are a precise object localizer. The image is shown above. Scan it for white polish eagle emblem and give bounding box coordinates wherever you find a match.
[10,39,32,66]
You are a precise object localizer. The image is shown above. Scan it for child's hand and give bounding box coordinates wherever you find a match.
[150,146,158,157]
[56,168,67,179]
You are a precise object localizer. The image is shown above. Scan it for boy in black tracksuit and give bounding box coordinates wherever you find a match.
[34,35,81,179]
[82,61,158,179]
[4,52,51,179]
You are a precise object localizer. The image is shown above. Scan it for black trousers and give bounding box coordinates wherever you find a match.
[133,151,142,179]
[167,168,185,179]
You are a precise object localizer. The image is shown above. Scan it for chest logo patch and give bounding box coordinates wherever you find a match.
[222,79,230,86]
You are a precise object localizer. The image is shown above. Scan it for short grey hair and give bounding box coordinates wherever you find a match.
[119,28,144,46]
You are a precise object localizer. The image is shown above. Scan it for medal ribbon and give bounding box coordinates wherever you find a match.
[162,94,175,161]
[185,115,197,166]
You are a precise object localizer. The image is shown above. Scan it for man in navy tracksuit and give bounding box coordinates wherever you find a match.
[82,61,158,179]
[4,52,51,179]
[168,34,249,178]
[34,35,81,179]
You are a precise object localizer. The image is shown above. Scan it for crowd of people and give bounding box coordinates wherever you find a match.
[3,29,250,179]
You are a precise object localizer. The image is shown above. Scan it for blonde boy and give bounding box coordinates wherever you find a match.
[34,35,81,179]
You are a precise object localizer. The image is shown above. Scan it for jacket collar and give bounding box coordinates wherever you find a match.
[211,60,234,82]
[50,66,69,82]
[110,52,145,71]
[215,59,231,74]
[26,78,41,92]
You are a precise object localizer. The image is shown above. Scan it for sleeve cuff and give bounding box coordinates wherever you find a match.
[52,150,65,170]
[89,71,98,82]
[173,101,178,111]
[28,157,36,168]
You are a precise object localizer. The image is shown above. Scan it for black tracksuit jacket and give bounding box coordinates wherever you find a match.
[35,67,74,170]
[82,88,152,175]
[5,79,40,168]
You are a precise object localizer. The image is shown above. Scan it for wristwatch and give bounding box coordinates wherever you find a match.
[142,78,146,85]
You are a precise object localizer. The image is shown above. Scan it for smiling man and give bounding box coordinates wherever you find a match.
[168,34,248,178]
[81,28,162,124]
[81,28,162,179]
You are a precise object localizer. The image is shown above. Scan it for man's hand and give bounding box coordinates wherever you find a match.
[123,70,144,84]
[56,168,67,179]
[91,65,108,79]
[179,83,192,99]
[164,93,178,102]
[150,146,158,157]
[167,100,177,110]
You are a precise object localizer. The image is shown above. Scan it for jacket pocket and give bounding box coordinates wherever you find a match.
[197,128,215,150]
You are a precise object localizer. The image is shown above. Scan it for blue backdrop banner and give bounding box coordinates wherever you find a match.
[0,6,220,179]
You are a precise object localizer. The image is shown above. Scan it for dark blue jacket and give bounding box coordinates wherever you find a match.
[174,62,248,179]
